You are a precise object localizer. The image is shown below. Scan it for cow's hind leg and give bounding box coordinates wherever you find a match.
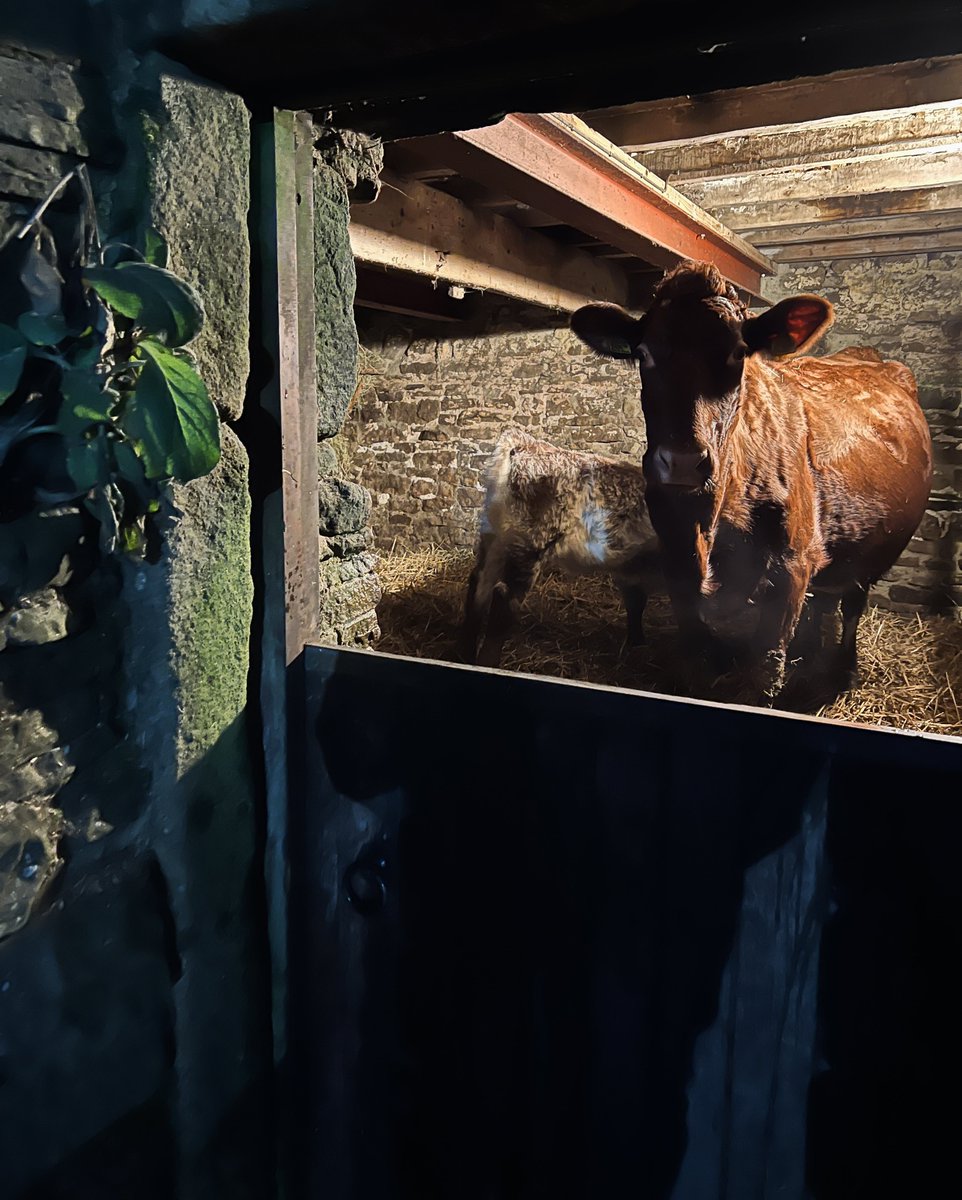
[475,548,541,668]
[459,534,494,663]
[836,586,868,691]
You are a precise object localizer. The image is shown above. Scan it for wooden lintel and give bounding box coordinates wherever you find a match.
[350,167,632,312]
[408,113,772,295]
[582,54,962,147]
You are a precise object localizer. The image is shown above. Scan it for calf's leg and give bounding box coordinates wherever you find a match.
[615,579,648,648]
[475,548,541,668]
[459,534,495,663]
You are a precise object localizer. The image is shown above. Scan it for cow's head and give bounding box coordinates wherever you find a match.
[571,262,834,494]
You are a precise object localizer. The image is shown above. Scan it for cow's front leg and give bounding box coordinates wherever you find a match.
[746,560,811,703]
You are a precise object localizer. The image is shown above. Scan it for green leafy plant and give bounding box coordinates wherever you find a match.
[0,166,220,603]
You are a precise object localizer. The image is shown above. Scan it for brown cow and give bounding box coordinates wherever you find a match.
[571,261,933,703]
[461,428,661,667]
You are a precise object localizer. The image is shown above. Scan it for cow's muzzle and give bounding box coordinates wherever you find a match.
[648,445,713,490]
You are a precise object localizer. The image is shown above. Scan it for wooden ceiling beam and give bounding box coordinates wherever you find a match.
[630,104,962,183]
[396,112,772,296]
[679,148,962,210]
[581,54,962,147]
[769,227,962,262]
[740,209,962,248]
[350,167,633,312]
[690,183,962,235]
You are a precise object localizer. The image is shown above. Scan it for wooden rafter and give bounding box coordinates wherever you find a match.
[350,167,633,312]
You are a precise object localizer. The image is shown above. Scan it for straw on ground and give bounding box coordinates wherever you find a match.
[374,547,962,737]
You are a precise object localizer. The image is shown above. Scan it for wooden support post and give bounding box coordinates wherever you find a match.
[251,109,319,1086]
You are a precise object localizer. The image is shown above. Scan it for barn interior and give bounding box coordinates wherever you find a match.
[5,6,962,1198]
[324,58,962,731]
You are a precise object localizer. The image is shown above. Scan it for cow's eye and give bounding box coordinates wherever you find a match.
[636,343,655,368]
[727,342,748,367]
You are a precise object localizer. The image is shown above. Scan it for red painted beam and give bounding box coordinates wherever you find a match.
[409,112,773,299]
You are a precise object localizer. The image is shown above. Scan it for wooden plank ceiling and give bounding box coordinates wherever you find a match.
[580,55,962,266]
[350,113,773,321]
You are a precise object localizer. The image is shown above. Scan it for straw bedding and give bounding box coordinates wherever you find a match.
[374,547,962,737]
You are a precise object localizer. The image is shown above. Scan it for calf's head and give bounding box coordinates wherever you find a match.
[571,262,833,494]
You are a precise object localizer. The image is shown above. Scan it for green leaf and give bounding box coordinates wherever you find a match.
[58,368,118,437]
[122,338,220,481]
[120,519,145,555]
[66,428,111,493]
[143,227,169,268]
[0,509,83,606]
[82,262,204,346]
[18,311,70,346]
[101,241,144,267]
[84,482,122,554]
[112,438,152,502]
[20,229,63,317]
[0,324,28,403]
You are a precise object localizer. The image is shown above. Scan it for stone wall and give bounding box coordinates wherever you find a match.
[314,129,383,644]
[343,304,645,552]
[0,36,272,1199]
[763,253,962,614]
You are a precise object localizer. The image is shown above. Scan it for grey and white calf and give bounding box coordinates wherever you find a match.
[461,428,661,667]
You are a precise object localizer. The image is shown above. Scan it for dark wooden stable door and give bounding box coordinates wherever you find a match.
[294,646,962,1200]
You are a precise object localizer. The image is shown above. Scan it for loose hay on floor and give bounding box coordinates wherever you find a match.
[374,547,962,737]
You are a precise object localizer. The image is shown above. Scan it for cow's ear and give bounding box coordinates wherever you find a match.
[742,295,834,357]
[571,303,641,360]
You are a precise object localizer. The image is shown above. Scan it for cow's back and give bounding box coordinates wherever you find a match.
[779,350,933,589]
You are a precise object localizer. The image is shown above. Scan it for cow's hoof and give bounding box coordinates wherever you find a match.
[833,664,861,694]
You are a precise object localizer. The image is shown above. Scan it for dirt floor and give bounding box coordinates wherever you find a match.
[374,547,962,737]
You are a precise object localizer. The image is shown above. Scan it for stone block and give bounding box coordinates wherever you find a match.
[0,853,177,1195]
[318,478,372,535]
[147,75,251,422]
[315,162,359,439]
[0,799,63,938]
[0,587,70,647]
[318,573,382,632]
[318,439,339,477]
[336,610,381,647]
[314,125,383,203]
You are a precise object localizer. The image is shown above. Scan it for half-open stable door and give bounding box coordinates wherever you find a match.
[291,645,962,1200]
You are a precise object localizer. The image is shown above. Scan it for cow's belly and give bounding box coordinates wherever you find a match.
[814,463,928,591]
